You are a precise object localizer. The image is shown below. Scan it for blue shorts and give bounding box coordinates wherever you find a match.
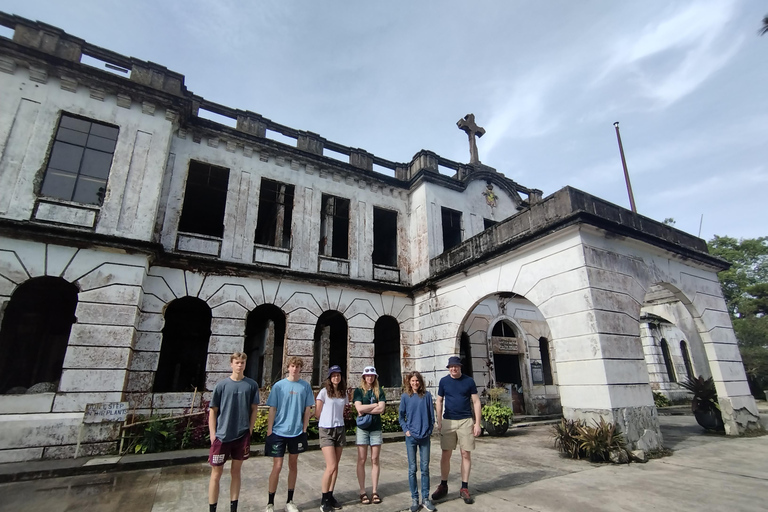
[265,432,308,457]
[356,428,383,446]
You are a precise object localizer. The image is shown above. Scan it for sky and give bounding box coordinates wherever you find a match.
[2,1,766,241]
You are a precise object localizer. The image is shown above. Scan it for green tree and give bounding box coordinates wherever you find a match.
[708,236,768,392]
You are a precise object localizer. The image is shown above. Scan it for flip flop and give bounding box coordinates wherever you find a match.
[360,493,371,505]
[372,493,382,504]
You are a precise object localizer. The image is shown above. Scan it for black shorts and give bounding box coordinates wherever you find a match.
[265,432,308,457]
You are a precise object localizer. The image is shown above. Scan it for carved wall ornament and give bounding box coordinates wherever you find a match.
[483,182,498,208]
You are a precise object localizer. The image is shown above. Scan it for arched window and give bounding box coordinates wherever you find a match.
[0,277,78,394]
[154,297,211,392]
[491,320,516,338]
[681,340,694,380]
[313,311,348,386]
[244,304,286,388]
[374,316,401,387]
[459,332,473,378]
[660,338,676,383]
[539,337,553,385]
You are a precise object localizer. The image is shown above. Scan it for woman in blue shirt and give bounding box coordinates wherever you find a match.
[399,371,436,512]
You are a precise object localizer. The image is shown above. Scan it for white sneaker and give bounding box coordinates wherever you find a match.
[265,505,275,512]
[286,501,300,512]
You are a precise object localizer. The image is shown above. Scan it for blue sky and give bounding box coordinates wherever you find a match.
[3,1,766,241]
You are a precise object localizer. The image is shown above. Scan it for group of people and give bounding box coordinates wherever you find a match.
[207,353,481,512]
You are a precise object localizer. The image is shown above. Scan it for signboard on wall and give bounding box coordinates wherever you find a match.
[531,360,544,384]
[491,336,519,354]
[83,402,128,424]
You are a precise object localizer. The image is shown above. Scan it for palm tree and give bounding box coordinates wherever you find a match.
[761,14,768,36]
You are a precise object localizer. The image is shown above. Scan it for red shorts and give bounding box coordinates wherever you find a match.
[208,432,251,466]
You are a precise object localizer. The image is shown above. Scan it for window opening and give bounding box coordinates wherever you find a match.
[459,332,474,378]
[483,218,498,230]
[178,161,229,238]
[493,353,522,386]
[374,316,401,387]
[660,338,676,383]
[319,195,350,259]
[681,340,694,380]
[254,179,294,249]
[244,304,286,387]
[441,207,463,252]
[40,114,118,205]
[539,337,553,385]
[492,320,516,338]
[312,311,348,386]
[373,207,398,266]
[154,297,211,392]
[0,277,78,394]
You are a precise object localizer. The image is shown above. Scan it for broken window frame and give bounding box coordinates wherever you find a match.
[39,113,119,206]
[177,160,230,238]
[441,207,463,252]
[372,207,398,267]
[319,194,350,260]
[254,179,295,249]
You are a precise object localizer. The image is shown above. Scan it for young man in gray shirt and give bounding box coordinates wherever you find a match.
[208,352,260,512]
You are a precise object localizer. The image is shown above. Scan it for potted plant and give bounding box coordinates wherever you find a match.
[481,387,514,436]
[679,375,725,432]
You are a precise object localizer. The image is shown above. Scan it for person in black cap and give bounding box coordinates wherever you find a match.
[315,365,348,512]
[431,356,481,505]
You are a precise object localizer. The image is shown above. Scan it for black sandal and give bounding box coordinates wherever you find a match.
[360,493,371,505]
[372,493,382,504]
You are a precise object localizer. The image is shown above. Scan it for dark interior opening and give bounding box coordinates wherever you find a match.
[312,311,348,386]
[441,207,462,252]
[254,179,294,249]
[459,332,474,378]
[374,316,401,387]
[178,160,229,238]
[319,195,350,259]
[244,304,286,387]
[373,207,398,267]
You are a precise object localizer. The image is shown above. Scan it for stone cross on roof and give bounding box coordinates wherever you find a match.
[457,113,485,165]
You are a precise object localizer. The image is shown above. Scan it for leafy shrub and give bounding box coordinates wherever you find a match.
[251,409,269,442]
[482,386,513,428]
[679,376,719,412]
[653,391,671,408]
[552,417,627,462]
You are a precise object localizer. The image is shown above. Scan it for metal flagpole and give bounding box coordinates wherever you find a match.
[613,122,637,213]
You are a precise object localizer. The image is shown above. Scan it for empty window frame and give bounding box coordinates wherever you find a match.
[441,207,463,252]
[681,340,694,380]
[373,207,398,267]
[254,179,294,249]
[319,195,350,259]
[483,218,498,230]
[660,338,676,383]
[539,337,554,385]
[39,114,118,205]
[492,320,516,338]
[374,316,402,387]
[178,161,230,238]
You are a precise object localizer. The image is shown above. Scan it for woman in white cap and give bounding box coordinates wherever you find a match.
[353,366,386,505]
[315,365,349,512]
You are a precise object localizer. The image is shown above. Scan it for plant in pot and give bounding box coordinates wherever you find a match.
[481,386,514,436]
[679,375,725,432]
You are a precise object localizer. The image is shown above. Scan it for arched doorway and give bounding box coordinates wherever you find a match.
[313,311,348,386]
[154,297,211,392]
[244,304,286,387]
[490,319,525,414]
[374,316,401,388]
[0,277,78,394]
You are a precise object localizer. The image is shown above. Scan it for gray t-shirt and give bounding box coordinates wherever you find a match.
[211,376,260,443]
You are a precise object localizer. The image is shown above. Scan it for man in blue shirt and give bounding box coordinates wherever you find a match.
[208,352,260,512]
[432,356,482,505]
[265,356,314,512]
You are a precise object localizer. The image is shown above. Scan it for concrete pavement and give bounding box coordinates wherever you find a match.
[0,415,766,512]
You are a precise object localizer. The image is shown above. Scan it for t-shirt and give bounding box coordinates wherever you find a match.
[438,374,477,420]
[266,378,314,437]
[399,391,434,441]
[316,387,349,428]
[353,387,387,432]
[210,376,260,443]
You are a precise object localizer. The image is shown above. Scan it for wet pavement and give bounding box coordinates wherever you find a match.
[1,415,767,512]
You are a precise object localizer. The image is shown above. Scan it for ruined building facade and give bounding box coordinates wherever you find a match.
[0,13,760,462]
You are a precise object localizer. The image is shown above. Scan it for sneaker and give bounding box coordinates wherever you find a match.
[459,489,474,505]
[410,498,420,512]
[431,484,448,501]
[422,499,437,512]
[327,495,342,510]
[286,502,300,512]
[265,505,275,512]
[320,502,333,512]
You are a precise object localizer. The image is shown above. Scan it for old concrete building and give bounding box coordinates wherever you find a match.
[0,13,760,462]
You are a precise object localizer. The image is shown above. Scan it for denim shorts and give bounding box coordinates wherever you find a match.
[356,428,383,446]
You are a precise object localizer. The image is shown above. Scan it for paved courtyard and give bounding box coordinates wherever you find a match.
[1,415,767,512]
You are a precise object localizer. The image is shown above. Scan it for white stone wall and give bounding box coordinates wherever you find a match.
[0,68,175,241]
[0,237,148,460]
